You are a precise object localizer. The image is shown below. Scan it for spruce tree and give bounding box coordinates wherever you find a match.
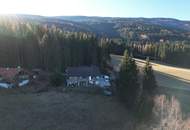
[137,57,157,120]
[143,57,157,95]
[117,50,140,109]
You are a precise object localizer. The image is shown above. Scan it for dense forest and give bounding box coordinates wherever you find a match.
[109,40,190,67]
[0,15,190,69]
[58,16,190,42]
[126,42,190,67]
[0,18,110,71]
[3,15,190,42]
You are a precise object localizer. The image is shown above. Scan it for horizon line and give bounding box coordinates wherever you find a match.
[1,13,189,21]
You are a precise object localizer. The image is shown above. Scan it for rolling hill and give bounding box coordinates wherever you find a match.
[1,15,190,42]
[56,16,190,41]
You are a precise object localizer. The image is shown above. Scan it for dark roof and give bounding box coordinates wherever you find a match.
[66,66,101,77]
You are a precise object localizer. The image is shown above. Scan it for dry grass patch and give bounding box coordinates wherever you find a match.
[0,88,134,130]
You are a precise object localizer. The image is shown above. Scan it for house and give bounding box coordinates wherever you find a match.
[65,66,111,88]
[0,67,30,88]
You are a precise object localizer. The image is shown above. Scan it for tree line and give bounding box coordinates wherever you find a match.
[109,40,190,68]
[126,42,190,67]
[0,20,110,71]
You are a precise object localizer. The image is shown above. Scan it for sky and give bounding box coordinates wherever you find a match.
[0,0,189,20]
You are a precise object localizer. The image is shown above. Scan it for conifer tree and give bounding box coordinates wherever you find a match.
[143,57,157,95]
[117,49,140,109]
[137,57,157,120]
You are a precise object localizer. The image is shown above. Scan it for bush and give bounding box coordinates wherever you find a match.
[50,72,65,87]
[136,94,154,120]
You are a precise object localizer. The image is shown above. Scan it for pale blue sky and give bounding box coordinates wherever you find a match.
[0,0,189,20]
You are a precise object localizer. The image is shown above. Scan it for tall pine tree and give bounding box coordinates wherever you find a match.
[137,57,157,120]
[117,50,140,109]
[143,57,157,95]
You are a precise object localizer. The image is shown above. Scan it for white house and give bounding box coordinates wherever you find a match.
[65,66,111,88]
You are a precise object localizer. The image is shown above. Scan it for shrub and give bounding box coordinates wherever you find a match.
[136,94,154,120]
[50,72,65,87]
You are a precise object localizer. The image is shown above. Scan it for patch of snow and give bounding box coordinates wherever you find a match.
[0,83,11,88]
[140,34,149,39]
[19,80,29,87]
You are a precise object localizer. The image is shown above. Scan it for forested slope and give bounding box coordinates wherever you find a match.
[0,16,110,71]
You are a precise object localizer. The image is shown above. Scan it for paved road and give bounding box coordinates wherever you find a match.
[110,55,190,91]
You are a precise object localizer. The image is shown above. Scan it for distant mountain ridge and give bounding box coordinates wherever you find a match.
[2,15,190,42]
[55,16,190,31]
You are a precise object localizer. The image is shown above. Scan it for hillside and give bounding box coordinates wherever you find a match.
[1,15,190,42]
[110,54,190,90]
[1,15,190,69]
[111,54,190,114]
[55,16,190,42]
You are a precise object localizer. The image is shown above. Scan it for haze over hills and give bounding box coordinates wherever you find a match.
[58,16,190,42]
[3,14,190,42]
